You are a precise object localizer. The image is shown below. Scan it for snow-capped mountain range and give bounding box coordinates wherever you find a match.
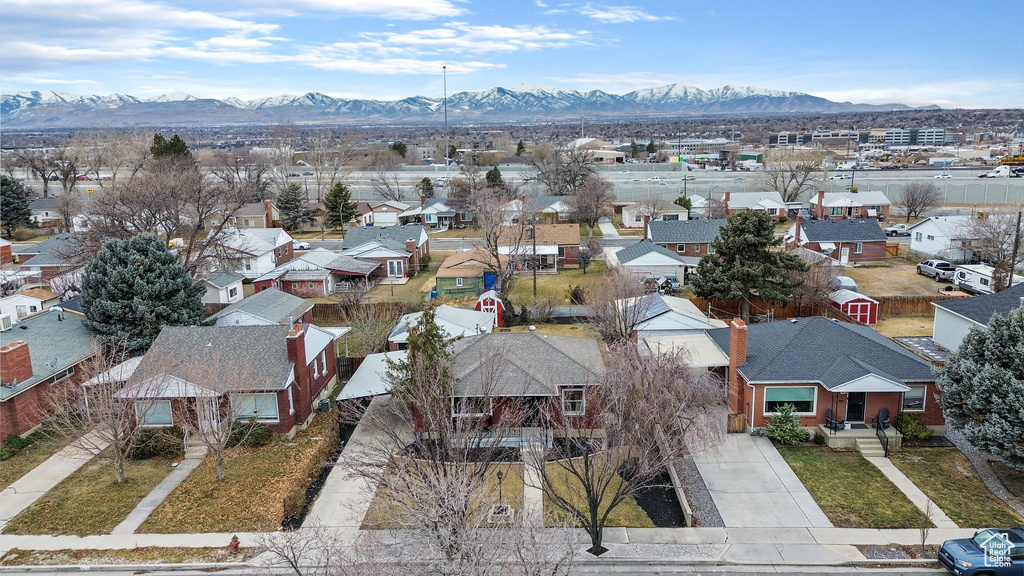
[0,83,930,128]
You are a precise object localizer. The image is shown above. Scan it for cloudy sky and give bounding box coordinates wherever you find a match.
[2,0,1021,108]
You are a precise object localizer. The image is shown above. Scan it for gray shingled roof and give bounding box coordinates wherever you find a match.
[933,283,1024,325]
[128,325,294,392]
[451,332,604,397]
[648,219,727,244]
[203,270,245,289]
[800,219,887,243]
[342,224,425,252]
[616,240,687,264]
[29,197,64,211]
[706,316,934,389]
[208,288,313,325]
[0,310,95,400]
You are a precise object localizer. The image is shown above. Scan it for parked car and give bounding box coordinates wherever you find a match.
[292,240,311,250]
[647,176,665,181]
[655,274,680,291]
[935,173,952,179]
[883,223,911,237]
[917,259,956,281]
[829,276,858,292]
[939,528,1024,575]
[681,175,696,181]
[829,174,852,180]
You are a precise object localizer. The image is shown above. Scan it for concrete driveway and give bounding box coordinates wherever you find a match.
[693,434,832,528]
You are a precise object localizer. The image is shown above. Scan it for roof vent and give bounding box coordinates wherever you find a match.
[790,319,798,323]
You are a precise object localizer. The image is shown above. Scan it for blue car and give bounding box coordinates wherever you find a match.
[939,528,1024,575]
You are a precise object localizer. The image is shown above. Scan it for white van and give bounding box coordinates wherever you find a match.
[953,264,1024,295]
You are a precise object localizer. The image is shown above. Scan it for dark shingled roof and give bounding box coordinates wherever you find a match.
[0,310,96,400]
[648,219,727,244]
[342,224,425,252]
[128,325,294,392]
[707,316,934,389]
[933,283,1024,325]
[616,240,687,264]
[800,219,887,243]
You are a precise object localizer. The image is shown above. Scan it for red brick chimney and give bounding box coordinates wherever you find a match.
[794,213,803,246]
[1,341,33,386]
[816,190,825,220]
[286,323,310,411]
[643,214,650,240]
[420,194,426,207]
[724,190,731,205]
[264,199,274,227]
[727,318,748,414]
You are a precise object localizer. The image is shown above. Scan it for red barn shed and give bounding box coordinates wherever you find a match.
[474,290,506,327]
[829,289,879,325]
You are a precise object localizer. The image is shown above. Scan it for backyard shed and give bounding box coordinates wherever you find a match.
[829,290,879,325]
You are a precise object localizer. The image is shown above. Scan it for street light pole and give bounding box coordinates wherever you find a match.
[532,217,538,303]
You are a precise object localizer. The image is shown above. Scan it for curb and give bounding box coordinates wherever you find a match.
[0,562,249,573]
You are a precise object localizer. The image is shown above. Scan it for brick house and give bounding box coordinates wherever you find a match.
[784,215,888,264]
[1,310,96,440]
[810,190,891,220]
[707,317,945,443]
[497,223,581,272]
[646,219,728,270]
[120,323,339,437]
[342,224,430,278]
[13,234,80,282]
[399,196,474,229]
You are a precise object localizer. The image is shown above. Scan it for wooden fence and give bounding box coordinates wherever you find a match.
[689,293,957,323]
[875,294,962,317]
[311,301,409,324]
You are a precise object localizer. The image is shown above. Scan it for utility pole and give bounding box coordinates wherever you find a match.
[443,65,450,187]
[1010,211,1023,288]
[532,217,538,303]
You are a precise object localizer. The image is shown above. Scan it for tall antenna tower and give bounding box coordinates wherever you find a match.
[443,66,450,188]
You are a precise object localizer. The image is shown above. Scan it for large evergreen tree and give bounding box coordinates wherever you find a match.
[936,307,1024,469]
[485,166,504,190]
[389,141,408,159]
[81,235,206,355]
[323,182,358,230]
[150,133,192,161]
[692,211,807,322]
[1,176,34,238]
[414,177,434,199]
[276,183,316,231]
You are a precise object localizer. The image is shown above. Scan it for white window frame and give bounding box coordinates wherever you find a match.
[451,397,492,418]
[694,244,701,253]
[456,277,464,287]
[312,358,319,379]
[561,387,586,415]
[136,400,173,427]
[903,385,927,412]
[915,232,923,241]
[243,218,254,227]
[707,244,716,255]
[232,392,281,423]
[228,286,238,298]
[763,386,817,416]
[830,207,843,216]
[854,242,863,254]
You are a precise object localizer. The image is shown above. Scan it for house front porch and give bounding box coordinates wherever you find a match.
[816,424,903,451]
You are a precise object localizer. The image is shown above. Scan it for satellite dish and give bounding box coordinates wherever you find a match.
[48,357,58,369]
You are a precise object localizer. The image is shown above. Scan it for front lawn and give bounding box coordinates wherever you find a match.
[542,460,653,528]
[891,448,1024,528]
[507,261,608,304]
[778,447,929,529]
[365,253,448,304]
[0,432,71,490]
[2,456,172,535]
[139,413,338,533]
[0,546,256,566]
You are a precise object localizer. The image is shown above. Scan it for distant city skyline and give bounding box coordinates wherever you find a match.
[2,0,1022,109]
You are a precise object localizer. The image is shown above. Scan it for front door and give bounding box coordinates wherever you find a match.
[840,247,851,264]
[387,260,404,277]
[846,392,866,422]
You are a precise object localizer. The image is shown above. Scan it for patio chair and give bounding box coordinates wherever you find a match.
[876,407,891,430]
[825,408,845,432]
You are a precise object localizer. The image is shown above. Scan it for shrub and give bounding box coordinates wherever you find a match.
[565,284,586,305]
[895,414,933,442]
[765,403,810,445]
[130,427,185,459]
[813,430,826,445]
[0,435,32,461]
[227,420,273,448]
[776,216,789,225]
[12,228,40,241]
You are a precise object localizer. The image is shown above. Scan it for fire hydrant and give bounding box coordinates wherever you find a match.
[229,535,240,554]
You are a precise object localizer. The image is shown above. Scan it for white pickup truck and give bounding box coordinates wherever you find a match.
[917,260,955,281]
[883,223,911,237]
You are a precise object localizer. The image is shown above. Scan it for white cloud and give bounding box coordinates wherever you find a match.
[550,72,678,92]
[812,81,1016,108]
[1,0,277,34]
[578,3,675,23]
[5,75,102,86]
[297,54,501,75]
[535,0,546,6]
[356,23,591,54]
[282,0,465,20]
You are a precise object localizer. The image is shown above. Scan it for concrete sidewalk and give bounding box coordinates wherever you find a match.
[0,432,110,530]
[597,221,620,237]
[303,395,411,532]
[111,445,208,535]
[864,456,958,528]
[693,435,832,528]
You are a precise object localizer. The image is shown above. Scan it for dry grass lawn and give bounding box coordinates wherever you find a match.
[872,316,934,338]
[0,547,256,566]
[0,433,71,491]
[2,456,172,536]
[507,261,609,305]
[843,259,946,298]
[139,413,337,533]
[364,252,451,304]
[542,460,653,528]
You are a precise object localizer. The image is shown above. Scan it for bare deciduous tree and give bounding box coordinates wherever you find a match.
[587,269,654,342]
[758,149,825,202]
[12,148,57,197]
[577,239,600,274]
[366,146,406,202]
[788,248,842,316]
[895,181,941,222]
[957,206,1024,291]
[309,129,356,203]
[72,129,150,188]
[209,149,275,202]
[568,174,613,237]
[525,342,724,555]
[530,143,594,196]
[468,186,530,300]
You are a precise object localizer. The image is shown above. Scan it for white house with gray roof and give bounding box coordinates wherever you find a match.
[908,216,973,262]
[931,282,1024,352]
[606,240,688,278]
[724,191,786,220]
[218,228,295,278]
[387,305,494,351]
[201,271,245,306]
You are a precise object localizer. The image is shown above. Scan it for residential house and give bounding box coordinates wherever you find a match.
[908,216,974,262]
[620,293,727,340]
[723,191,787,220]
[14,234,80,281]
[356,200,411,227]
[620,199,688,229]
[435,247,495,299]
[504,195,573,224]
[1,238,12,265]
[399,195,473,229]
[606,240,688,279]
[708,317,945,443]
[387,305,495,351]
[208,200,278,229]
[684,195,710,218]
[253,248,380,296]
[28,197,63,227]
[201,271,245,306]
[931,282,1024,353]
[784,216,888,264]
[810,190,891,220]
[219,228,295,278]
[1,310,96,440]
[119,323,339,436]
[342,224,430,278]
[497,223,580,272]
[646,219,728,270]
[0,288,60,323]
[209,288,314,326]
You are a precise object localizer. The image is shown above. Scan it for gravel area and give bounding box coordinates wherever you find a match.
[675,454,724,528]
[945,423,1024,517]
[858,545,913,560]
